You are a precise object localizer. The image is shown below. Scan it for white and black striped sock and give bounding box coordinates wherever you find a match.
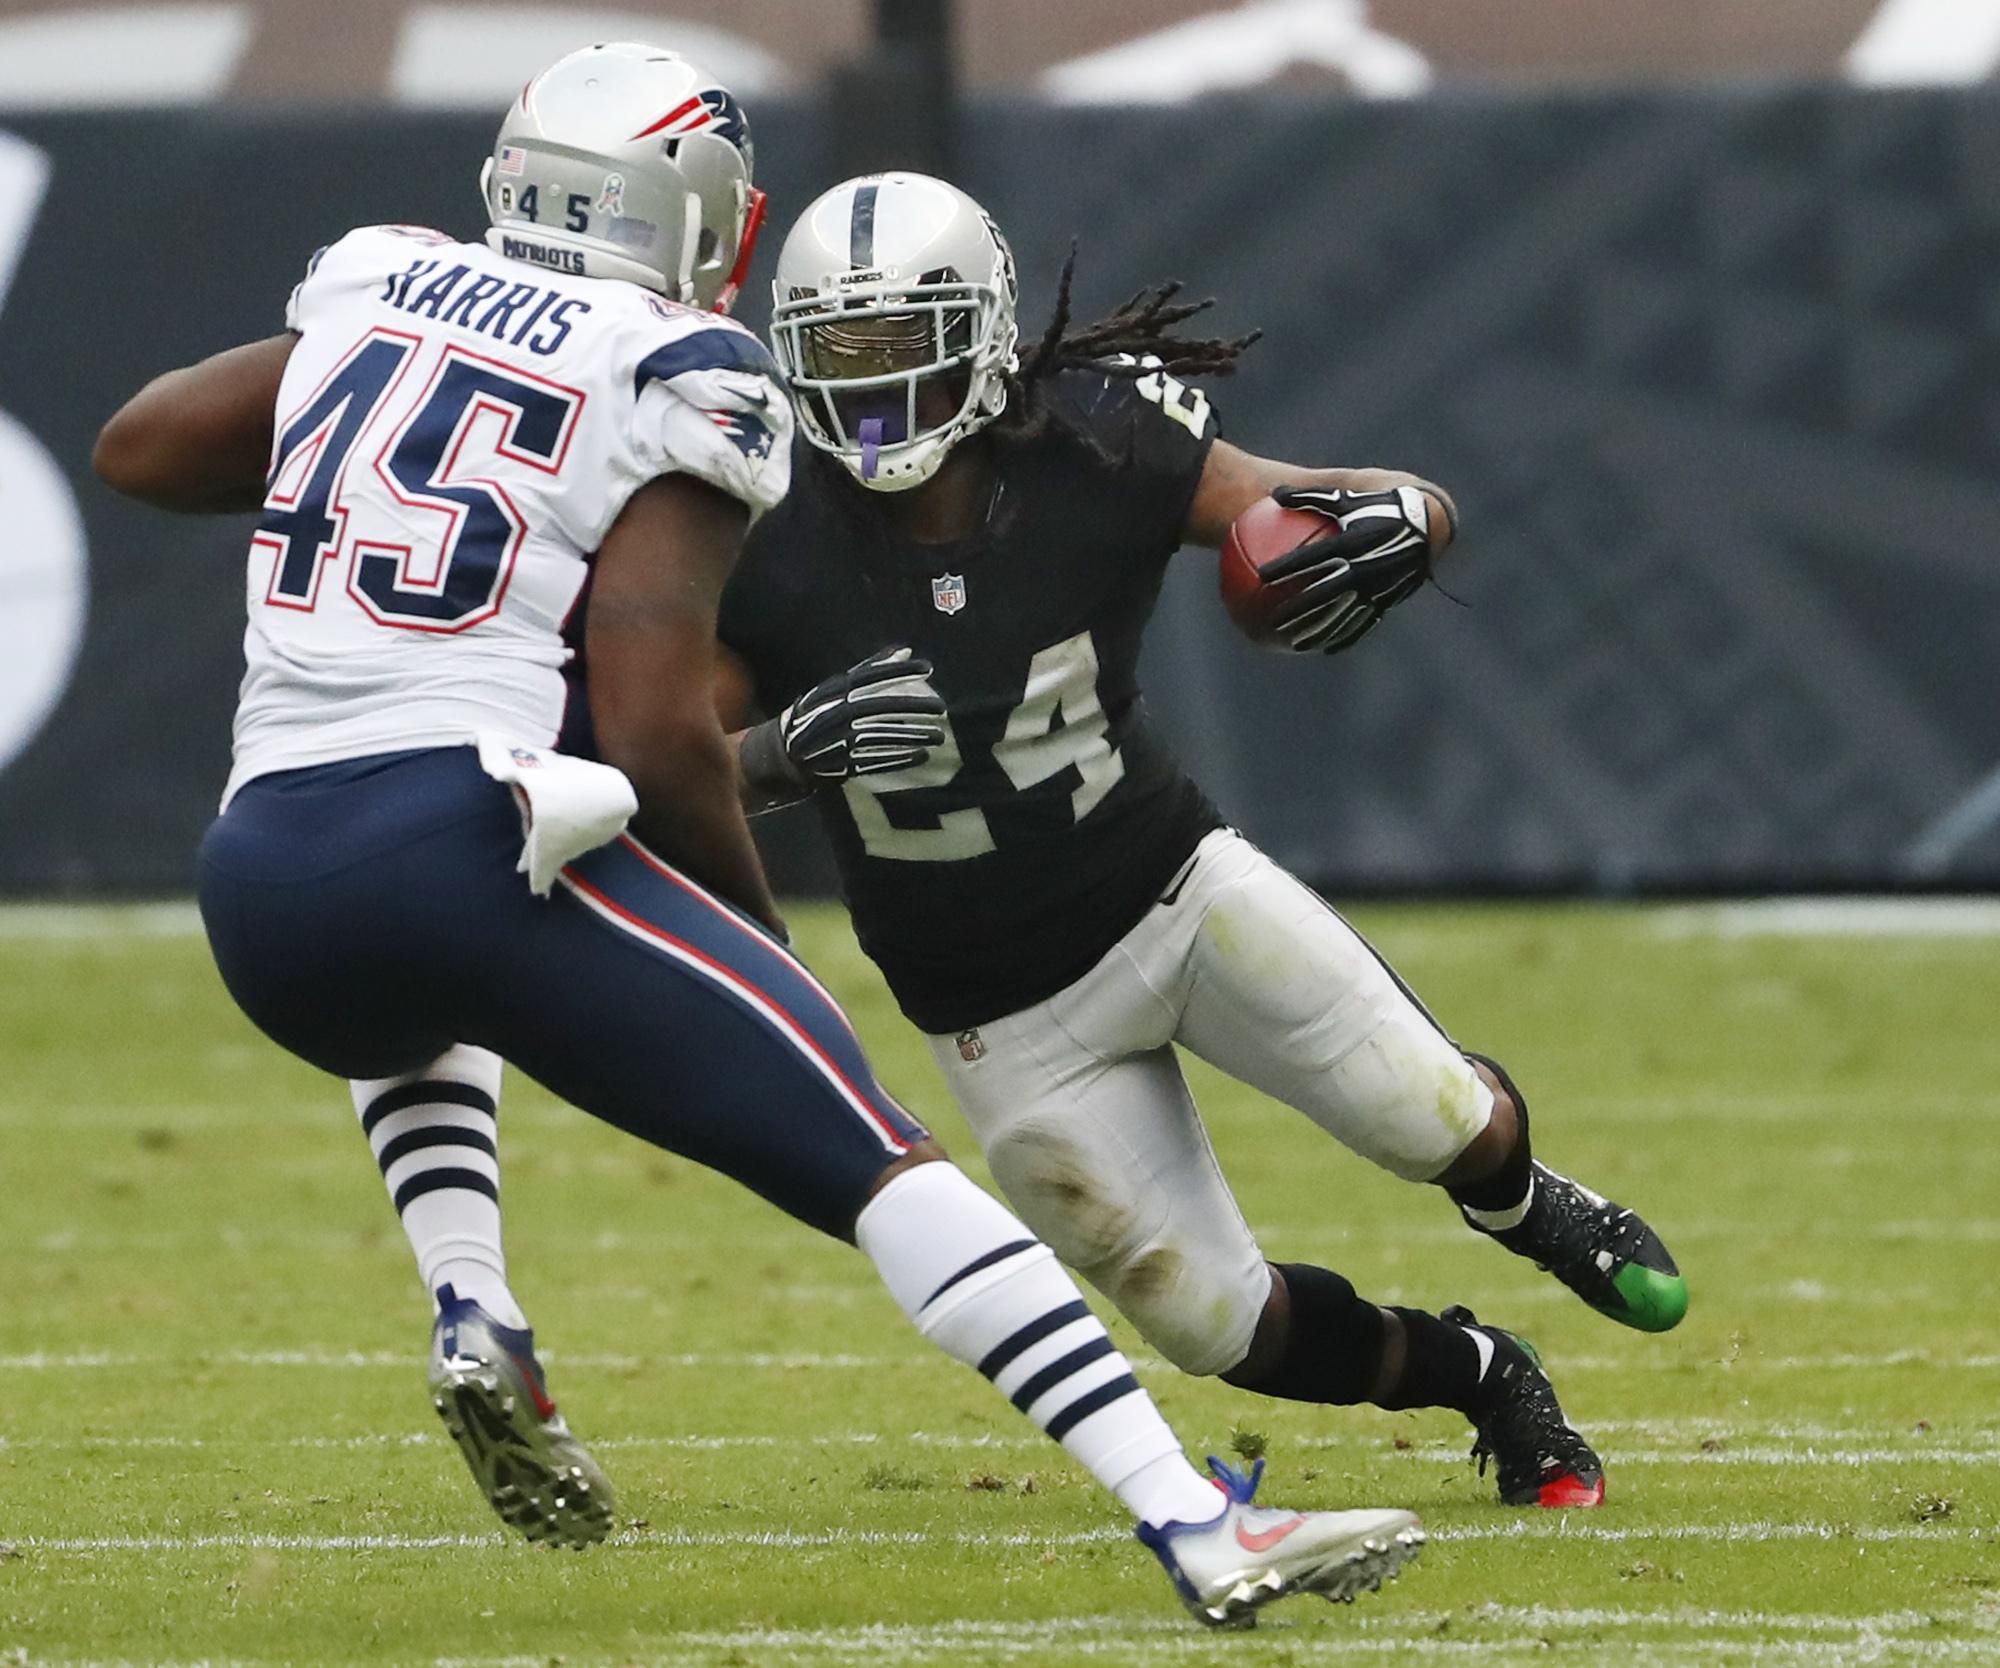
[857,1163,1221,1528]
[350,1045,525,1330]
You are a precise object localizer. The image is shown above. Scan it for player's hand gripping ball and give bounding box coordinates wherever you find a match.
[1218,485,1438,654]
[1218,496,1345,650]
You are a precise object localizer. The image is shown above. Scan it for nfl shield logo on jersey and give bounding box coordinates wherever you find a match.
[931,573,967,616]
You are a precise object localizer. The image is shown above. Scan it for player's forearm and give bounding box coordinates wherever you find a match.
[94,335,294,515]
[732,721,812,816]
[95,391,269,512]
[1185,442,1457,554]
[621,729,786,936]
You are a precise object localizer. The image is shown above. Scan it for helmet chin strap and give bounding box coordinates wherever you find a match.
[712,187,767,315]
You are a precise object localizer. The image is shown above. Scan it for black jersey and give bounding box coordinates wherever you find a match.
[719,368,1225,1032]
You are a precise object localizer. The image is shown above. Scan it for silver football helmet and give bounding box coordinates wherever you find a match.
[479,42,766,310]
[769,173,1019,492]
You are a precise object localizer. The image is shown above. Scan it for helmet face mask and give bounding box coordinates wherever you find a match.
[480,42,763,310]
[769,176,1019,492]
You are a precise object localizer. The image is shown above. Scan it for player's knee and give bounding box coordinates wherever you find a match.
[862,1138,951,1195]
[1101,1249,1263,1378]
[839,1140,955,1243]
[982,1117,1165,1271]
[1424,1050,1527,1185]
[982,1117,1259,1376]
[1476,1066,1522,1154]
[1463,1051,1528,1132]
[1307,1026,1497,1182]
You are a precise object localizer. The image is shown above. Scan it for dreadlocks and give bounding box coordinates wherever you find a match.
[994,243,1262,458]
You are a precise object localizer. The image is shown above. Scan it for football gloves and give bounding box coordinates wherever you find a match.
[774,647,947,782]
[1263,484,1439,654]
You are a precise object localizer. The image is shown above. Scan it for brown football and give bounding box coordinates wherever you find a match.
[1217,495,1337,648]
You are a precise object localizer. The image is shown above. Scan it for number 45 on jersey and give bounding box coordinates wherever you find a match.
[257,328,581,631]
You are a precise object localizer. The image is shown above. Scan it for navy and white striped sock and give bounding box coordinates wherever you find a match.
[857,1162,1221,1528]
[350,1045,525,1330]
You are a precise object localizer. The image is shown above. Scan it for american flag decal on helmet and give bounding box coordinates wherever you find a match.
[497,145,526,176]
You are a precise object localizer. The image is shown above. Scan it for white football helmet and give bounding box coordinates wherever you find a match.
[769,173,1019,491]
[479,42,766,311]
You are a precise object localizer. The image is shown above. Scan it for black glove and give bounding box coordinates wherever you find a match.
[771,647,947,782]
[1262,484,1439,654]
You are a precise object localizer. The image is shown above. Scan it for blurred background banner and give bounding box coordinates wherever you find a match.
[2,2,1997,894]
[8,0,2000,105]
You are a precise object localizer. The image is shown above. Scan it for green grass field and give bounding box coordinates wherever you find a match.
[2,899,1996,1666]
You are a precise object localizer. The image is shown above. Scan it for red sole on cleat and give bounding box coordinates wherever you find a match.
[1536,1474,1606,1509]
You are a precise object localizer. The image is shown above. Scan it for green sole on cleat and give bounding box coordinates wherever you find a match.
[1604,1264,1689,1333]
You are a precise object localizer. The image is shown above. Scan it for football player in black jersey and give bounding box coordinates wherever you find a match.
[718,173,1692,1509]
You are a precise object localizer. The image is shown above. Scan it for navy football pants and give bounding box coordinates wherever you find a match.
[197,747,926,1239]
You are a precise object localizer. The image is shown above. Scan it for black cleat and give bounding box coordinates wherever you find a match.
[1445,1306,1605,1509]
[1464,1162,1688,1333]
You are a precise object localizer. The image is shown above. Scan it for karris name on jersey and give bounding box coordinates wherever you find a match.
[381,255,592,356]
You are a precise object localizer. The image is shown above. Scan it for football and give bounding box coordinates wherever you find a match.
[1217,495,1338,648]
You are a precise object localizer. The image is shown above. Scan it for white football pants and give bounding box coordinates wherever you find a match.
[926,828,1492,1378]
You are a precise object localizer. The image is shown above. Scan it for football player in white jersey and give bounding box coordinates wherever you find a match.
[94,44,1426,1625]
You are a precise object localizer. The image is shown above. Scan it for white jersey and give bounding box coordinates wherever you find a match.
[225,223,792,803]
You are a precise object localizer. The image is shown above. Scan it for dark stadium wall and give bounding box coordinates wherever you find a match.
[3,90,1998,896]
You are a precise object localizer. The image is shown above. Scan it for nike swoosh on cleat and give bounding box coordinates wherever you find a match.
[1235,1515,1307,1553]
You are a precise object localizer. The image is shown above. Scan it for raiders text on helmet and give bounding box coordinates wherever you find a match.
[480,42,766,310]
[769,174,1020,491]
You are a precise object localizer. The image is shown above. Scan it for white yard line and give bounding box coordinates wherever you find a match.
[17,1528,1127,1553]
[1441,1520,1987,1544]
[1394,1604,1992,1634]
[12,1607,1997,1668]
[1587,1417,2000,1439]
[8,1089,1994,1135]
[16,1519,1989,1558]
[5,1429,1997,1469]
[1388,1442,2000,1467]
[1255,1218,2000,1246]
[9,1346,1999,1374]
[26,1648,2000,1668]
[12,896,2000,945]
[0,1349,895,1371]
[9,1215,2000,1259]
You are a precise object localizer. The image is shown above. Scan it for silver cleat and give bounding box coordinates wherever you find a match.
[1136,1457,1423,1628]
[427,1289,616,1549]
